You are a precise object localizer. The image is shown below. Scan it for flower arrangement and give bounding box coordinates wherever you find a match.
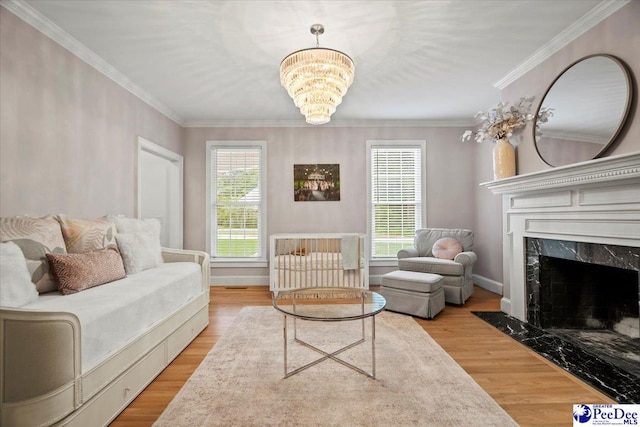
[461,97,553,144]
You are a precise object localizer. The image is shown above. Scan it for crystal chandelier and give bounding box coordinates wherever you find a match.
[280,24,355,125]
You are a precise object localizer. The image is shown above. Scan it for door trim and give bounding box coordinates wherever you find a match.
[136,137,184,248]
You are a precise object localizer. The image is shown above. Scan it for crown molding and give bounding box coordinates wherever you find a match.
[480,151,640,195]
[183,118,474,128]
[1,0,184,126]
[493,0,630,90]
[540,130,608,145]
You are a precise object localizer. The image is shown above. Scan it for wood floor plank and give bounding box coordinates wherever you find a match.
[110,286,614,426]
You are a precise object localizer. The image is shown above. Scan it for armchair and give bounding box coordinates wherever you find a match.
[398,228,477,304]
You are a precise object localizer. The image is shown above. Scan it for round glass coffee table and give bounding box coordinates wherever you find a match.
[272,287,386,379]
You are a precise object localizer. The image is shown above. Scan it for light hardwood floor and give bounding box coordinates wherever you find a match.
[111,286,614,426]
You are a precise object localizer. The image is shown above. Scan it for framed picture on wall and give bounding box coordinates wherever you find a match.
[293,164,340,201]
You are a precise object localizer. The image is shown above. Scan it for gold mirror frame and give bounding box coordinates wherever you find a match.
[533,54,633,167]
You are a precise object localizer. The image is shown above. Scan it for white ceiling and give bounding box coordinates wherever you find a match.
[16,0,614,126]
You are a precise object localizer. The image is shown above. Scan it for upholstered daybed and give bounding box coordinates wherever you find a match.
[0,216,210,427]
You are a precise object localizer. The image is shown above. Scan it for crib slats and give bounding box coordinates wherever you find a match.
[271,235,366,293]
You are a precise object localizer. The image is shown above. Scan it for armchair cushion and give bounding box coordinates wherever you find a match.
[398,257,463,276]
[414,228,473,257]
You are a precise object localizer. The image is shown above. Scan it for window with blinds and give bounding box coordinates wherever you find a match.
[207,142,266,261]
[368,143,424,259]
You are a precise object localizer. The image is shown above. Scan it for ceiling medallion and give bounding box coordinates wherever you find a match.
[280,24,355,125]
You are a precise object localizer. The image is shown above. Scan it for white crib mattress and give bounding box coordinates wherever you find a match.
[274,252,365,271]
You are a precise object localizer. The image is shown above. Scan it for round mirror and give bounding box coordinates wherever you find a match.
[534,54,632,167]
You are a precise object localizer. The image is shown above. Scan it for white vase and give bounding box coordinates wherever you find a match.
[493,138,516,180]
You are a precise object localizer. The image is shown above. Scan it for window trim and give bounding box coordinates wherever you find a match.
[366,140,427,266]
[206,140,267,266]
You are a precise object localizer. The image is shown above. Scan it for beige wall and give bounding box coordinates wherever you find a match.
[474,1,640,284]
[5,2,637,287]
[506,2,640,175]
[0,9,183,218]
[473,141,504,282]
[184,126,476,279]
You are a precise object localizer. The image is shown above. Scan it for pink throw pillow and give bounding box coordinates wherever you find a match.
[432,237,463,260]
[46,247,126,295]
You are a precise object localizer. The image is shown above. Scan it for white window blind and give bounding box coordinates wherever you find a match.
[210,146,263,259]
[370,146,423,258]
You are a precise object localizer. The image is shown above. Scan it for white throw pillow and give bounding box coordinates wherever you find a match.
[110,216,161,236]
[0,241,39,307]
[115,233,162,275]
[108,216,164,265]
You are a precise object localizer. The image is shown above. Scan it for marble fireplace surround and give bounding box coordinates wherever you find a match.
[482,151,640,322]
[525,237,639,332]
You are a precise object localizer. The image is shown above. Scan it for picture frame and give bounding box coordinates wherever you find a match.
[293,164,340,201]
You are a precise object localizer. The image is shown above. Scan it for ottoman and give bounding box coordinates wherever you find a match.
[379,270,445,319]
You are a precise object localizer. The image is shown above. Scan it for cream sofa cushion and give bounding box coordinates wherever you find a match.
[109,216,164,266]
[25,262,202,372]
[0,216,67,293]
[56,215,117,253]
[116,233,162,275]
[0,242,39,307]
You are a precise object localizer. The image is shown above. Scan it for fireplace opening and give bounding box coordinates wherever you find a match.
[539,256,639,334]
[538,256,640,375]
[526,238,640,379]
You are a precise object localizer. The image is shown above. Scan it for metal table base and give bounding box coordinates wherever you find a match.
[282,315,377,379]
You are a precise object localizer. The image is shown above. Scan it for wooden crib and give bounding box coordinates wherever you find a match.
[269,233,368,294]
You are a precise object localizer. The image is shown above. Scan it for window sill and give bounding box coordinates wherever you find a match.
[210,259,268,268]
[369,259,399,268]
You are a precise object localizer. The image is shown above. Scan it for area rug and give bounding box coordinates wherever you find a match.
[154,306,516,426]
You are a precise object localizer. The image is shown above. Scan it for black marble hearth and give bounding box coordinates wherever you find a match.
[473,311,640,404]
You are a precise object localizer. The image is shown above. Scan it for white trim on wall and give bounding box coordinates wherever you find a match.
[1,0,184,126]
[210,276,269,286]
[184,118,474,128]
[206,140,268,266]
[493,0,630,89]
[366,140,428,267]
[472,274,503,295]
[136,136,184,248]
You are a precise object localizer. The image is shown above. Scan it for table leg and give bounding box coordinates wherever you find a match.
[283,314,287,377]
[372,315,376,379]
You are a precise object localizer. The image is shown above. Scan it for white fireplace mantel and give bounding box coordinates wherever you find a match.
[480,151,640,321]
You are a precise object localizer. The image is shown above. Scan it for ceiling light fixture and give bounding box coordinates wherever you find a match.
[280,24,355,125]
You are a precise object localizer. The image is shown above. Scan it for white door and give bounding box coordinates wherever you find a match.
[137,137,183,248]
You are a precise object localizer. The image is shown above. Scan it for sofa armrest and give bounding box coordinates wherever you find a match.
[397,248,419,259]
[161,248,210,294]
[0,308,81,426]
[454,251,477,267]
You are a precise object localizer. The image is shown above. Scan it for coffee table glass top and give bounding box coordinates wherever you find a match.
[272,287,386,321]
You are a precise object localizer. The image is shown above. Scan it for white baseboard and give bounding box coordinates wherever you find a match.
[211,275,383,287]
[211,274,504,291]
[472,274,503,295]
[500,297,511,314]
[210,276,269,286]
[368,275,383,285]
